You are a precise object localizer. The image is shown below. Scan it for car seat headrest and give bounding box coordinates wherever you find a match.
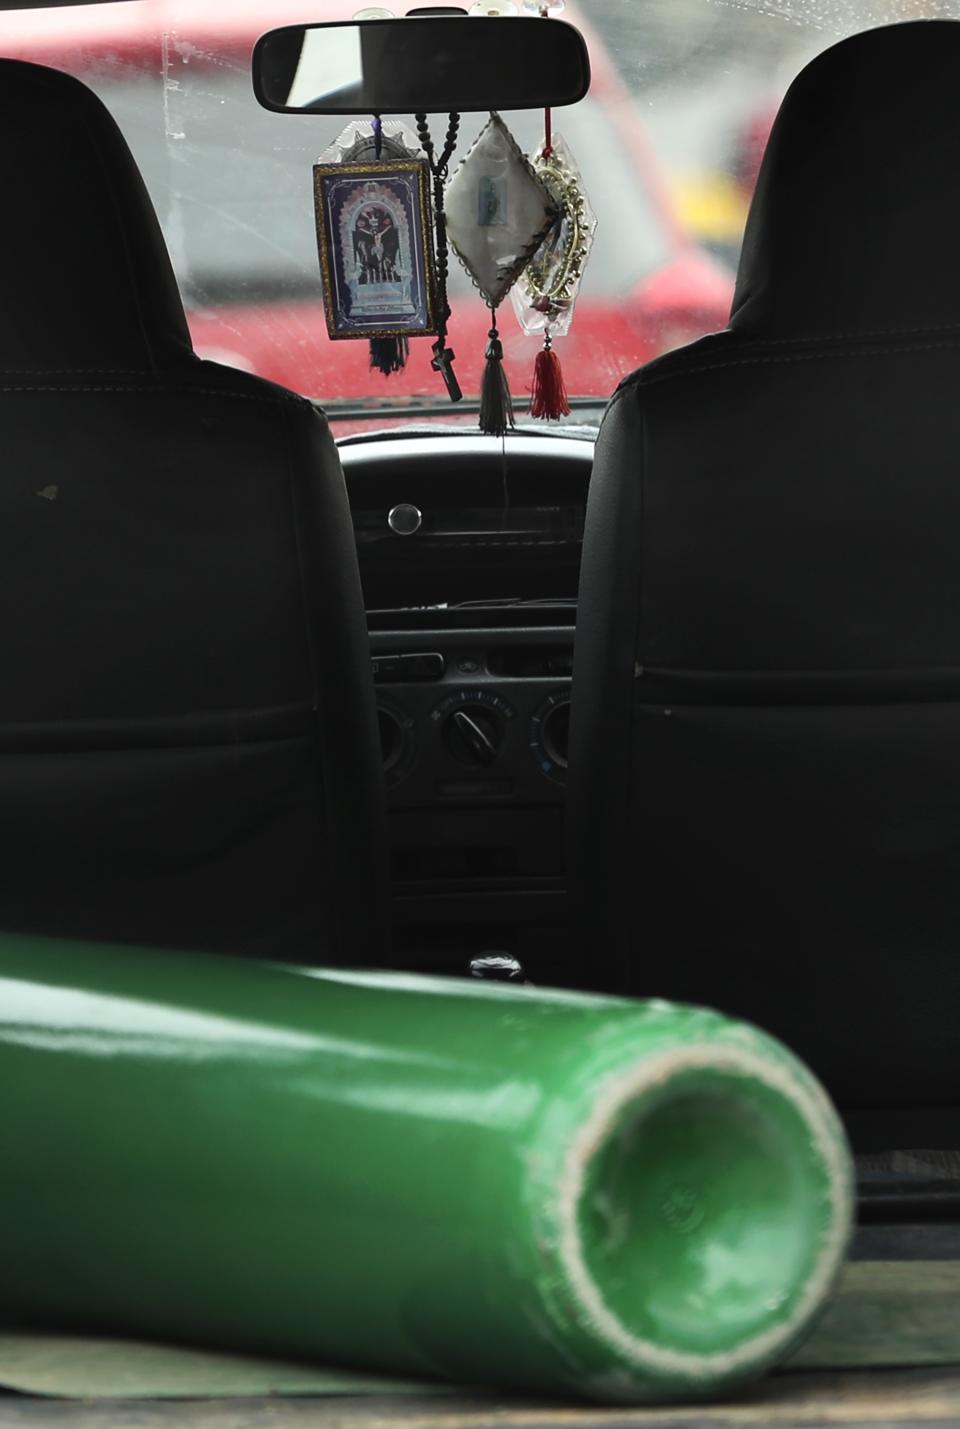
[0,59,192,372]
[731,21,960,340]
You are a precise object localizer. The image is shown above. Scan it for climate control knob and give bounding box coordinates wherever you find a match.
[431,689,516,768]
[375,698,416,787]
[444,708,501,765]
[530,690,571,782]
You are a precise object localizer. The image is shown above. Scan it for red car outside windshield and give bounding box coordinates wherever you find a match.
[0,0,734,409]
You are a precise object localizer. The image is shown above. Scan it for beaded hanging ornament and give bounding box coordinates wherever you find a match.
[512,130,596,418]
[414,111,463,401]
[512,0,596,419]
[445,112,558,435]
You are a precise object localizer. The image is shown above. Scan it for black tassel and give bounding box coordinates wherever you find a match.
[479,325,514,437]
[369,336,409,376]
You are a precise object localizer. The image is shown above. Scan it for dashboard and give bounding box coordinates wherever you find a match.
[339,429,593,980]
[344,430,590,609]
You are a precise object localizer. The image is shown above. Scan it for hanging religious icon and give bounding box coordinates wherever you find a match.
[511,131,597,418]
[317,119,430,375]
[313,155,439,372]
[445,112,558,434]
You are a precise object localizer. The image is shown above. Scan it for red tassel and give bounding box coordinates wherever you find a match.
[529,341,570,420]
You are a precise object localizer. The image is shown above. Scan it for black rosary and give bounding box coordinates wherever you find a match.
[415,111,462,402]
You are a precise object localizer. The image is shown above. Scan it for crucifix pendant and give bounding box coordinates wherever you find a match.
[431,340,462,403]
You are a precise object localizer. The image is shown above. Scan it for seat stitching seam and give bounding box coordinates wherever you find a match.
[0,384,303,405]
[637,336,960,386]
[728,321,960,348]
[0,368,150,375]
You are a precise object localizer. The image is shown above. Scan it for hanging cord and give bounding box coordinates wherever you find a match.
[416,111,462,402]
[540,0,555,158]
[538,5,553,157]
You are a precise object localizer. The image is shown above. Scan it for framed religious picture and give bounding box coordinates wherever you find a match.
[313,158,438,341]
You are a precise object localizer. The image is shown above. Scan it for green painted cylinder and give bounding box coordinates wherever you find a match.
[0,936,853,1402]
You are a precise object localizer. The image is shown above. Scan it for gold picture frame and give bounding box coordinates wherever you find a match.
[313,158,438,341]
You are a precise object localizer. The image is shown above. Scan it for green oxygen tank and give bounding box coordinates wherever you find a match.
[0,935,853,1403]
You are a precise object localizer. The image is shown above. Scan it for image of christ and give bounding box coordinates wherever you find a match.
[353,205,401,284]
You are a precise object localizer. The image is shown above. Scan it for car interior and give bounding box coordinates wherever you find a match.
[0,0,958,1297]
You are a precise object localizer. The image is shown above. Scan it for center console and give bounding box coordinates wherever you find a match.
[368,610,576,977]
[340,429,592,981]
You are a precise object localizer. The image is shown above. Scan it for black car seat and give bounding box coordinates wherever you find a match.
[0,59,388,964]
[568,21,960,1131]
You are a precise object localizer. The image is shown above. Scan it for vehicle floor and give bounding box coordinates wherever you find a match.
[1,1239,959,1429]
[2,1366,960,1429]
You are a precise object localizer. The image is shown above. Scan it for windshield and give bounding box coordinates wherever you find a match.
[2,0,957,422]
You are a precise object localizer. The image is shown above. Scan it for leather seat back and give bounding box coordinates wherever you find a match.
[569,21,960,1119]
[0,60,388,963]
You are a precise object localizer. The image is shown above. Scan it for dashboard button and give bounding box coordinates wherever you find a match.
[387,502,423,535]
[372,652,445,683]
[398,652,445,680]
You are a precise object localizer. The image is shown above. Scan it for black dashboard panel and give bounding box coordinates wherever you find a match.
[369,624,574,811]
[339,430,592,610]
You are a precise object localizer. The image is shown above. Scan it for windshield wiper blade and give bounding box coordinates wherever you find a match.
[317,396,606,422]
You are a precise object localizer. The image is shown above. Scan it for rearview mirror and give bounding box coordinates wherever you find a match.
[252,17,590,116]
